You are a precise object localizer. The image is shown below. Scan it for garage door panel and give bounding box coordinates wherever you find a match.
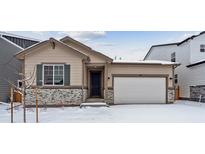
[114,77,166,104]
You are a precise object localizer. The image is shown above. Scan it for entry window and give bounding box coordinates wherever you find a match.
[43,64,64,86]
[174,74,178,84]
[200,44,205,52]
[171,52,176,62]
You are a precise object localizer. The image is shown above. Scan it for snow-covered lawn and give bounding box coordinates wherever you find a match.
[1,100,205,123]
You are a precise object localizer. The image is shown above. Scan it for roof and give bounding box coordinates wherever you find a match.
[144,31,205,60]
[186,59,205,68]
[0,31,40,42]
[15,38,90,60]
[112,60,180,66]
[0,31,40,49]
[60,36,113,62]
[177,31,205,46]
[60,36,91,50]
[91,49,113,62]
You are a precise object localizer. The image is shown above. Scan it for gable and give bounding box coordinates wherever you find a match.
[24,42,84,61]
[61,37,113,63]
[24,42,84,86]
[16,38,89,61]
[63,41,106,63]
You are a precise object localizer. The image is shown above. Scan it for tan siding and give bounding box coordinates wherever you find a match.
[108,64,173,87]
[83,63,88,87]
[25,43,83,86]
[64,41,107,63]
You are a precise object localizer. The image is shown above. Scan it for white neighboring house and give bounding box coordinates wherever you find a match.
[144,31,205,102]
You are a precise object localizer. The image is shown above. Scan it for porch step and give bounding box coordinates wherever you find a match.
[80,102,109,108]
[86,98,105,103]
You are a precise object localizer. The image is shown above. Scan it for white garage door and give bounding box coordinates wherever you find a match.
[114,77,166,104]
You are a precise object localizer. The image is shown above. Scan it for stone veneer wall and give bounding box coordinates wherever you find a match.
[25,87,174,105]
[168,88,175,103]
[190,86,205,102]
[106,88,175,104]
[106,89,114,104]
[83,89,88,102]
[25,88,88,106]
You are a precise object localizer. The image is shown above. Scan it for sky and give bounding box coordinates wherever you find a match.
[8,31,200,61]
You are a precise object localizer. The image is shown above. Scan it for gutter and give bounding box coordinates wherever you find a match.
[112,62,180,66]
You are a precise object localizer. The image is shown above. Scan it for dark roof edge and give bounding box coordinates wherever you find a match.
[144,31,205,60]
[177,31,205,46]
[152,42,179,48]
[186,60,205,68]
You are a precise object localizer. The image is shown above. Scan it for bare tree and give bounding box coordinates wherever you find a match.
[5,66,37,123]
[1,55,41,123]
[10,88,13,123]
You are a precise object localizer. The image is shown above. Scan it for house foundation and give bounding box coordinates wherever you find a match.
[168,88,175,103]
[190,86,205,102]
[25,88,88,106]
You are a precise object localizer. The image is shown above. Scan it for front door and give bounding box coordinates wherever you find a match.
[90,71,101,97]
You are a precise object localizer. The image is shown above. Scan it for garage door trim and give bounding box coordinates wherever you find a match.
[112,74,169,104]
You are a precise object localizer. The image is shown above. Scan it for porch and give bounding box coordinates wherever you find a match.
[83,63,109,103]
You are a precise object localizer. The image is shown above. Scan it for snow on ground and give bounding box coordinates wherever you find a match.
[1,100,205,123]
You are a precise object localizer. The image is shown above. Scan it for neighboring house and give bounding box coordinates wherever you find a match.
[15,36,178,106]
[144,31,205,102]
[0,32,39,102]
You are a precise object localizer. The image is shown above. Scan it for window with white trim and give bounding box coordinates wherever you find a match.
[200,44,205,52]
[43,64,64,86]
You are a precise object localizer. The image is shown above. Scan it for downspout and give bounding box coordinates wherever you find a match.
[23,55,26,122]
[172,65,174,88]
[81,59,85,103]
[172,64,179,88]
[172,65,175,102]
[104,62,108,103]
[173,63,180,100]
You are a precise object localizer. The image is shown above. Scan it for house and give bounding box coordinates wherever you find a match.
[15,36,178,106]
[0,32,39,102]
[144,31,205,102]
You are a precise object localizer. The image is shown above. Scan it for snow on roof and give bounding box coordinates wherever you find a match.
[143,60,180,65]
[113,60,180,65]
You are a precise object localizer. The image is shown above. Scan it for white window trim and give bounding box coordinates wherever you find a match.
[42,64,64,86]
